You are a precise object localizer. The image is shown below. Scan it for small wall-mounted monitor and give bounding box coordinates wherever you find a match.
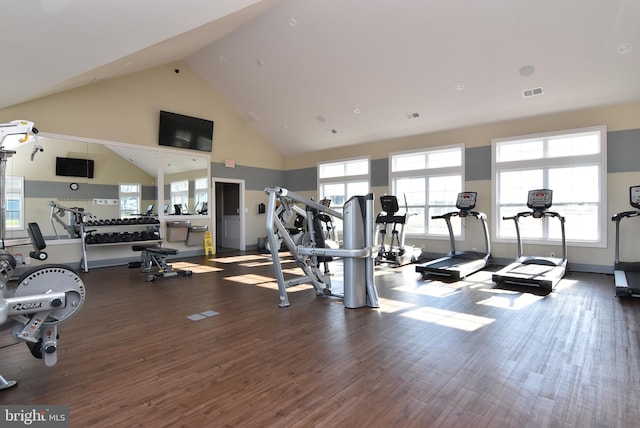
[55,157,95,178]
[158,110,213,152]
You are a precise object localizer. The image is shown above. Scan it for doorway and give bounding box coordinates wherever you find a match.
[212,178,246,252]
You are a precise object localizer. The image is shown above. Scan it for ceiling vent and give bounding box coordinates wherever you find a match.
[522,87,544,98]
[406,112,421,120]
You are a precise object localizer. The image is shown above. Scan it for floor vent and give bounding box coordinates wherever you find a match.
[522,87,544,98]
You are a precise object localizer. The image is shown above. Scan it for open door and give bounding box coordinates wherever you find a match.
[213,178,246,252]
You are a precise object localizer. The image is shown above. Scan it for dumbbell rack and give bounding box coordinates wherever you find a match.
[79,217,162,272]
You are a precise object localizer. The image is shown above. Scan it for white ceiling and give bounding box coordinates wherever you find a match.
[2,0,639,156]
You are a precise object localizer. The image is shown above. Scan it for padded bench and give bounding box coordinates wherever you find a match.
[129,244,191,282]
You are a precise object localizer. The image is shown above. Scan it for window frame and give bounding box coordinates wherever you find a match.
[317,156,370,210]
[491,125,607,248]
[389,144,465,240]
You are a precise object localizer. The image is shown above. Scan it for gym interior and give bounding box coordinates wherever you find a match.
[1,2,640,427]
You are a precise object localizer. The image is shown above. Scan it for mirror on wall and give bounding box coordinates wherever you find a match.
[2,135,210,242]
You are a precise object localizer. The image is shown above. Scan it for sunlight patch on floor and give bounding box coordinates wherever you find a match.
[210,254,271,263]
[224,273,275,285]
[476,288,544,310]
[253,282,314,292]
[375,297,416,313]
[401,306,495,331]
[394,283,463,298]
[170,261,223,273]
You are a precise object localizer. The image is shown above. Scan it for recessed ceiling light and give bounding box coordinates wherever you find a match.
[455,82,464,91]
[617,43,632,54]
[218,56,226,63]
[519,65,535,77]
[353,108,361,114]
[316,115,326,123]
[288,17,298,27]
[256,58,265,66]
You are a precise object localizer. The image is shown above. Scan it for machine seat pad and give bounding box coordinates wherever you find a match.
[145,246,179,255]
[132,244,159,252]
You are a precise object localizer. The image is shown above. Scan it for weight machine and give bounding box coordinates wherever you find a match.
[49,200,94,239]
[0,120,86,390]
[264,187,379,308]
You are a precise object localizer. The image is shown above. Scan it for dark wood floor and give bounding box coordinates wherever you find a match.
[2,252,639,427]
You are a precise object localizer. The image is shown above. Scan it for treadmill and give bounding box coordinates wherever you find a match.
[492,189,567,291]
[415,191,491,280]
[611,185,640,297]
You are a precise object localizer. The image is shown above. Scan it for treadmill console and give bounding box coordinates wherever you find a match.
[527,189,553,210]
[456,192,477,210]
[630,185,640,209]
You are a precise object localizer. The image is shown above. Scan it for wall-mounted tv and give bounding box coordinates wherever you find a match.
[158,110,213,152]
[56,157,95,178]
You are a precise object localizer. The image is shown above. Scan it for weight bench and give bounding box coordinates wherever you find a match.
[129,244,192,282]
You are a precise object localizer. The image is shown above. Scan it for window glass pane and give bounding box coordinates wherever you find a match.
[405,207,425,234]
[548,133,599,158]
[498,170,543,205]
[549,165,598,203]
[394,177,425,205]
[426,147,462,168]
[496,139,543,162]
[428,175,461,205]
[171,180,188,192]
[345,159,368,176]
[320,183,345,207]
[346,181,368,199]
[393,153,426,172]
[557,203,598,241]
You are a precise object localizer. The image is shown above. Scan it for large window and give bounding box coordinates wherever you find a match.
[492,126,606,247]
[390,145,464,237]
[317,157,369,209]
[119,183,141,218]
[5,176,24,230]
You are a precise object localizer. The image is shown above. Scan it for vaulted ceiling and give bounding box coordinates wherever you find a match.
[2,0,639,155]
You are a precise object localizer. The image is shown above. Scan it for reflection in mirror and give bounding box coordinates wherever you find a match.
[162,152,209,216]
[4,135,209,242]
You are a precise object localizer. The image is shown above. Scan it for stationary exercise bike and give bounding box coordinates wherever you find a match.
[0,120,86,389]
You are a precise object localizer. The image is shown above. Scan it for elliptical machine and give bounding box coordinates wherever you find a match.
[374,195,420,266]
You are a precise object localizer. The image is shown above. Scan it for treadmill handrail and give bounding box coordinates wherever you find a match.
[611,209,640,264]
[432,210,491,256]
[612,210,640,222]
[505,209,567,261]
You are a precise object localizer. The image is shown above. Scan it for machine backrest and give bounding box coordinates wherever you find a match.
[27,223,46,251]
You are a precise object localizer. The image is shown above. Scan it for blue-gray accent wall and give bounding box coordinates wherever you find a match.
[465,146,492,181]
[608,129,640,173]
[212,163,285,191]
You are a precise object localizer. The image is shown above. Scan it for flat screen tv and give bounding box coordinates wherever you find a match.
[56,157,95,178]
[158,110,213,152]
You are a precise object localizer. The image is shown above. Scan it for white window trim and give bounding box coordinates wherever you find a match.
[119,183,141,218]
[389,143,465,240]
[317,156,371,202]
[491,125,607,248]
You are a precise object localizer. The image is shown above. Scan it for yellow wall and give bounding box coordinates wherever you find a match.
[0,61,284,170]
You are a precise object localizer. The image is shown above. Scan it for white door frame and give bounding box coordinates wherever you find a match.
[212,177,246,251]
